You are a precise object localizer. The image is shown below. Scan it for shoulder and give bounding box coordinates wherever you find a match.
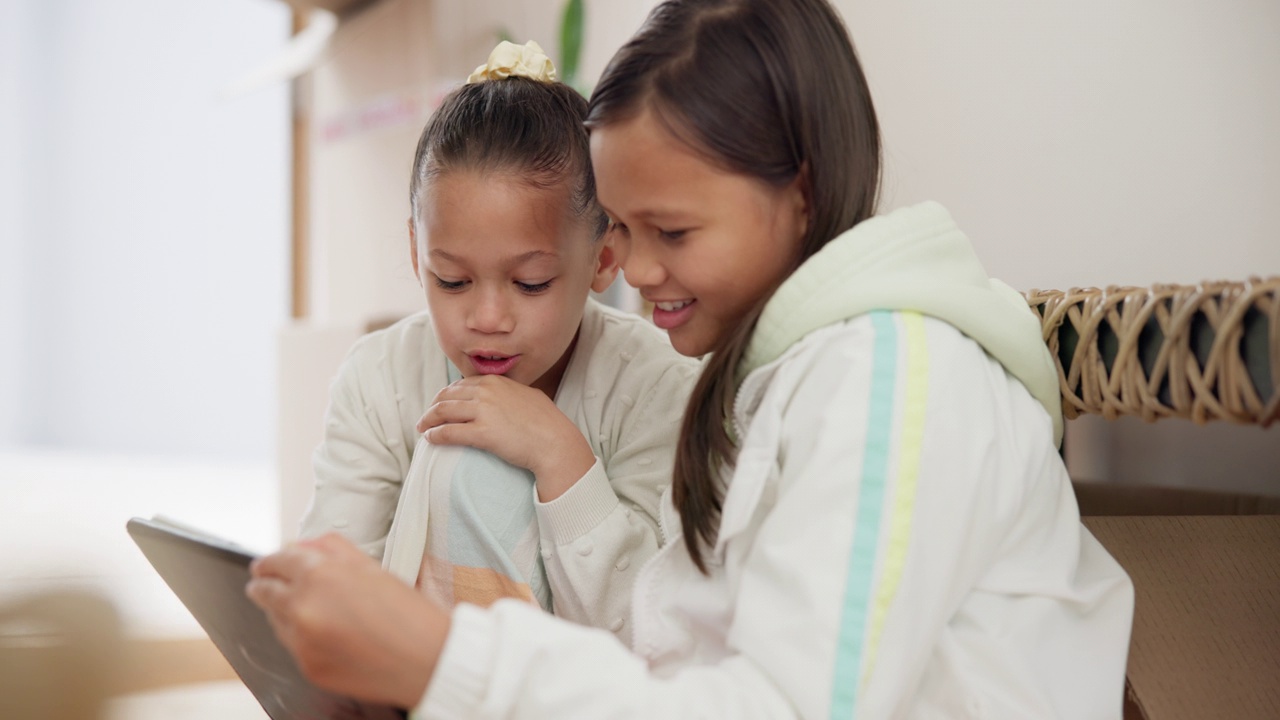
[762,313,1054,475]
[770,312,998,390]
[343,307,442,363]
[334,309,447,395]
[344,309,438,363]
[749,311,1056,505]
[580,299,702,388]
[566,300,700,443]
[758,312,1043,432]
[583,299,670,352]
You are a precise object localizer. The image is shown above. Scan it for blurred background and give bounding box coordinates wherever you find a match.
[1,0,1277,716]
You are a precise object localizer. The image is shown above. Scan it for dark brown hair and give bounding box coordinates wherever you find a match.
[410,76,607,239]
[587,0,882,571]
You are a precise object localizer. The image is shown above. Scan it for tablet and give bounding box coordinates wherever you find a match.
[126,516,407,719]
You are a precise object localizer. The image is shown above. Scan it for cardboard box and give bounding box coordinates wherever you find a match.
[1076,484,1280,720]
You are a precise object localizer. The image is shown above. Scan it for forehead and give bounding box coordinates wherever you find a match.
[589,109,770,219]
[590,110,702,182]
[420,170,582,263]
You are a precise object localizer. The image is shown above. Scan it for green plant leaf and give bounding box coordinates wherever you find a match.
[559,0,584,87]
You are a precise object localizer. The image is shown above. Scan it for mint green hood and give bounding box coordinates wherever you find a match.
[740,201,1063,445]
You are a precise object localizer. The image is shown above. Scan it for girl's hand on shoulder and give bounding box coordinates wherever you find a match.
[245,534,449,709]
[416,375,596,501]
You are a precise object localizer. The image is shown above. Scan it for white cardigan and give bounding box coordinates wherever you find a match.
[416,313,1133,719]
[299,299,699,643]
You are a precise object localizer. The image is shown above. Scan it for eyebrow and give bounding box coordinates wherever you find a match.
[429,249,558,265]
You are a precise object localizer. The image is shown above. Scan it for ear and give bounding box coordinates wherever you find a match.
[407,217,422,285]
[788,162,812,242]
[589,234,620,294]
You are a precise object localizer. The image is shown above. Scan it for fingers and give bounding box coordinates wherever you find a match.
[420,375,529,433]
[430,373,524,402]
[247,543,321,625]
[247,534,359,611]
[297,531,350,550]
[245,575,290,612]
[421,419,489,448]
[249,541,324,582]
[430,381,473,405]
[429,375,497,403]
[415,399,480,433]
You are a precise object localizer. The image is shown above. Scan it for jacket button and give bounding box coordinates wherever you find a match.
[615,556,631,571]
[609,618,625,632]
[576,539,593,556]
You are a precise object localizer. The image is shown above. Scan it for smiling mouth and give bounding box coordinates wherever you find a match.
[650,299,696,330]
[654,300,692,312]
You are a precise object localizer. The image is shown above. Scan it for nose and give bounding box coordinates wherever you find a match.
[617,234,665,291]
[467,288,514,334]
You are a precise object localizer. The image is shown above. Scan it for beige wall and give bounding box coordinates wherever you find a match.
[838,0,1280,493]
[843,0,1280,289]
[304,0,433,324]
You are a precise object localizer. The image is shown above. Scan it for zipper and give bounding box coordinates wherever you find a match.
[732,365,770,444]
[655,486,671,544]
[634,365,767,653]
[630,493,679,653]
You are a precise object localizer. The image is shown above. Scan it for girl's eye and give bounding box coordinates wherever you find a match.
[658,228,687,242]
[433,275,467,291]
[516,280,553,294]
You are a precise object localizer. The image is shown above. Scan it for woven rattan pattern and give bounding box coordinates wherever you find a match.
[1025,278,1279,427]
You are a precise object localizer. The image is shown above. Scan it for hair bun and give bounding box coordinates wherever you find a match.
[467,40,558,84]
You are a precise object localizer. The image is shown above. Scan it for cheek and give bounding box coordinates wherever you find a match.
[544,296,583,336]
[424,293,448,327]
[527,294,584,351]
[685,249,739,297]
[424,295,462,345]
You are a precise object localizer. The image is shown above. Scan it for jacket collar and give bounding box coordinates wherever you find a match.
[737,201,1063,445]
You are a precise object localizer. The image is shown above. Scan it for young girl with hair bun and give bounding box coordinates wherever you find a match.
[254,4,1134,717]
[297,40,698,645]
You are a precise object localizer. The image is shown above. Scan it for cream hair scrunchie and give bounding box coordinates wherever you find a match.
[467,40,558,84]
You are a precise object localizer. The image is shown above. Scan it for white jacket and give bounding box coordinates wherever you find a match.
[300,298,700,642]
[415,204,1134,719]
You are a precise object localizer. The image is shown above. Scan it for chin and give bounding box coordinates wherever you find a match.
[668,332,712,358]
